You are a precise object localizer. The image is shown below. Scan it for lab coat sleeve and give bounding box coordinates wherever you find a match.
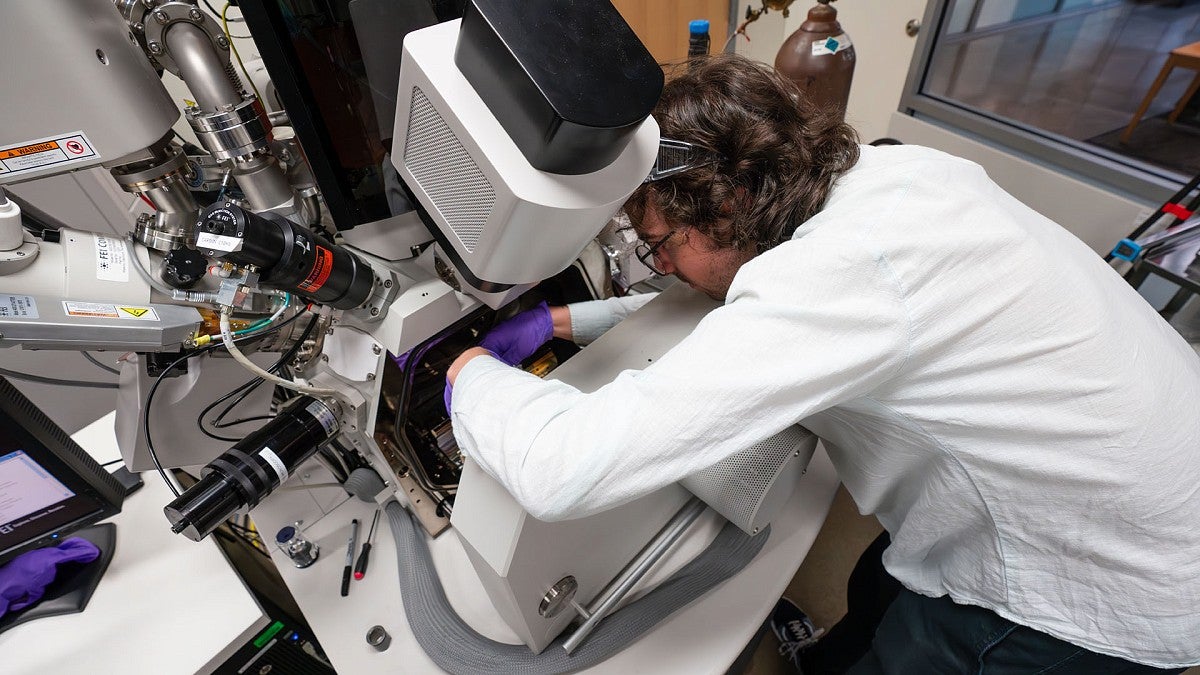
[451,238,911,521]
[567,293,658,345]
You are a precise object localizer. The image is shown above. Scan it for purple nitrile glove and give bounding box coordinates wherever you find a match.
[0,537,100,618]
[479,302,554,367]
[443,377,453,416]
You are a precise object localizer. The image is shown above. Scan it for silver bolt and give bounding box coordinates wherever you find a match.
[153,10,169,24]
[383,279,393,288]
[216,35,229,48]
[189,7,203,21]
[372,345,381,355]
[370,307,380,316]
[132,22,145,33]
[142,0,157,8]
[905,19,921,37]
[366,373,376,381]
[321,354,329,362]
[147,41,163,54]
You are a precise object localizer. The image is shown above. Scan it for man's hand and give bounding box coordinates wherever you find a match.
[444,303,572,414]
[479,301,555,366]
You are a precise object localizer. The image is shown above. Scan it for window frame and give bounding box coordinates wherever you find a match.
[898,0,1188,203]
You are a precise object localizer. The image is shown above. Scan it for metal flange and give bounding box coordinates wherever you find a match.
[140,1,229,78]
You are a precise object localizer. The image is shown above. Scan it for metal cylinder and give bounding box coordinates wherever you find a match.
[561,497,707,654]
[164,396,340,541]
[196,202,376,310]
[232,155,296,213]
[185,98,271,161]
[167,21,241,112]
[112,142,199,251]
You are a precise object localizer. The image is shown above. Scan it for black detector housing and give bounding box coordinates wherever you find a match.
[455,0,662,175]
[196,202,374,310]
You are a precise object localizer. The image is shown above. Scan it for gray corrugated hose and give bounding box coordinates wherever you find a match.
[385,500,770,674]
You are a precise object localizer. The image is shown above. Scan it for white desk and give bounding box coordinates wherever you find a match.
[0,413,268,675]
[251,447,840,674]
[2,409,839,674]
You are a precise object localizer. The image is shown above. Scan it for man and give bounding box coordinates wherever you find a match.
[446,54,1200,672]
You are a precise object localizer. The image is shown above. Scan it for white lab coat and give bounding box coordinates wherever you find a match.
[451,144,1200,667]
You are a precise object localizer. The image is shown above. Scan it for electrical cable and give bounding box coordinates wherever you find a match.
[144,309,309,496]
[196,312,319,441]
[100,458,124,468]
[82,352,121,375]
[0,367,117,389]
[221,3,263,101]
[126,235,178,296]
[219,306,335,397]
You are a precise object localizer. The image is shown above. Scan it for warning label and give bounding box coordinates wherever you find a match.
[0,132,98,178]
[298,245,333,293]
[94,235,130,283]
[117,306,153,319]
[62,302,159,321]
[0,295,38,319]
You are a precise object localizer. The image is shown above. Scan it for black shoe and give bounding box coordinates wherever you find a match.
[770,597,824,672]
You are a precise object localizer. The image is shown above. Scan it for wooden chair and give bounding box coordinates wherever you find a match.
[1120,41,1200,144]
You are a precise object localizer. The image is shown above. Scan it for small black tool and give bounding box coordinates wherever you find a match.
[340,518,359,597]
[354,508,381,581]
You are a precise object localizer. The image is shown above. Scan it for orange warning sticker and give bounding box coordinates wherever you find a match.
[298,246,333,293]
[0,132,97,177]
[0,141,59,160]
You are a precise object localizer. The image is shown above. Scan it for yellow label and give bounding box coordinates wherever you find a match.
[119,306,150,318]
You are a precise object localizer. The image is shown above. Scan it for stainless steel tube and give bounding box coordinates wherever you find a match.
[233,155,295,213]
[167,22,240,112]
[561,496,708,654]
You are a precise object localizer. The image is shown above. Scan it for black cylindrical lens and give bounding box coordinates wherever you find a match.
[196,202,375,310]
[163,396,340,542]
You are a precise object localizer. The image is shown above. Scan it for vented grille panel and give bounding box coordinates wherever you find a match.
[403,86,495,252]
[681,425,809,532]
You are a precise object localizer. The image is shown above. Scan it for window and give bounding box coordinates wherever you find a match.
[902,0,1200,200]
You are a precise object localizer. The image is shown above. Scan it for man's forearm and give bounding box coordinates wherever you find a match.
[550,305,572,341]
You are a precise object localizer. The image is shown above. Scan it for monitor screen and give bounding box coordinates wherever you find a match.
[0,377,123,565]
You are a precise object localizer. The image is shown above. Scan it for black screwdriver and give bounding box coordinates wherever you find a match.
[354,508,381,580]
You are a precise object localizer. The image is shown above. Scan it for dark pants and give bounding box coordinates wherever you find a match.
[801,533,1186,675]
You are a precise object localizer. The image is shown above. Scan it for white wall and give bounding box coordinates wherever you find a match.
[735,0,926,144]
[734,0,1155,253]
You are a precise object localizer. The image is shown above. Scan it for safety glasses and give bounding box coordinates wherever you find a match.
[634,226,689,275]
[644,138,722,183]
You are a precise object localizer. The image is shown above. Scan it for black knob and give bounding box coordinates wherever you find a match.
[162,248,208,289]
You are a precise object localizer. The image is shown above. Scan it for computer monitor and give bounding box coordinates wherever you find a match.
[0,375,124,630]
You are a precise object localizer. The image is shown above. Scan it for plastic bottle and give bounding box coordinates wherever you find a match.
[688,19,710,60]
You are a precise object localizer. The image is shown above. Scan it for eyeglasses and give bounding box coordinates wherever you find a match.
[644,138,722,183]
[635,227,689,276]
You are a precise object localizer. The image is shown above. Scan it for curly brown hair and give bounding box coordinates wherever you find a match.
[624,54,860,253]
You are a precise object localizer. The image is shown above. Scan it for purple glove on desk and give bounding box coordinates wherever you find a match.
[0,537,100,618]
[479,302,554,367]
